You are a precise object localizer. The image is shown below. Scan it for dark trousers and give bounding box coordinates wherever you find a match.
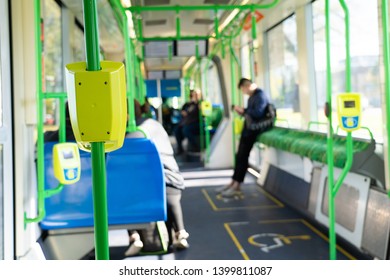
[174,122,199,152]
[232,130,259,183]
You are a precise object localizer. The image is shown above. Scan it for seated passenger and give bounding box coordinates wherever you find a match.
[125,99,189,256]
[174,90,201,154]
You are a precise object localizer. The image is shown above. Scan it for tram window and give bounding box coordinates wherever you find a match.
[312,0,382,141]
[73,26,85,62]
[43,0,63,93]
[205,61,223,106]
[267,15,301,128]
[43,0,62,128]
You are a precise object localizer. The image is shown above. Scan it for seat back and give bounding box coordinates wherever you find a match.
[106,138,166,224]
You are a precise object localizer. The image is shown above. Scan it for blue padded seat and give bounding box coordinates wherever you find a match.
[40,138,166,230]
[106,138,166,225]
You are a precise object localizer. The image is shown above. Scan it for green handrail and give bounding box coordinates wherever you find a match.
[83,0,110,260]
[275,118,290,128]
[25,0,45,226]
[44,183,65,198]
[307,121,328,131]
[381,0,390,198]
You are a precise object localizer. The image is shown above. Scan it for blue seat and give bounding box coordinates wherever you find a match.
[106,138,166,224]
[41,138,166,230]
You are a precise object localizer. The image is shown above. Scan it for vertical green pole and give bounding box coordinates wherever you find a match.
[251,6,257,42]
[137,13,143,40]
[326,0,354,260]
[59,97,66,142]
[229,39,237,166]
[176,10,181,40]
[381,0,390,198]
[203,58,212,163]
[124,31,137,132]
[249,7,256,82]
[325,0,336,260]
[214,9,220,39]
[83,0,109,260]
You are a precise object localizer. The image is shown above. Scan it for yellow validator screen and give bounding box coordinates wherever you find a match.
[337,93,361,132]
[53,143,81,185]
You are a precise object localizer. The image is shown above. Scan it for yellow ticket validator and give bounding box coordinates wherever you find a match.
[66,61,127,152]
[337,93,361,132]
[201,100,212,117]
[53,143,81,185]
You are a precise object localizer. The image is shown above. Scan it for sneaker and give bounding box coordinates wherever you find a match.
[215,185,231,194]
[124,240,143,256]
[174,230,190,249]
[221,187,242,198]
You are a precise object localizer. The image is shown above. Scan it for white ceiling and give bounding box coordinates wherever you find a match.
[60,0,314,73]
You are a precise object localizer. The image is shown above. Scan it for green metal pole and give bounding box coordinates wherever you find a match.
[84,0,101,71]
[176,10,181,40]
[25,0,45,225]
[325,0,336,260]
[229,39,237,166]
[326,0,354,260]
[214,8,220,39]
[83,0,109,260]
[137,13,143,40]
[59,97,66,142]
[230,42,242,107]
[381,0,390,198]
[168,42,173,61]
[251,7,257,42]
[250,8,256,82]
[203,58,212,163]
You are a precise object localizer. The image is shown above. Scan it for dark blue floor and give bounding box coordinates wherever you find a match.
[173,180,354,260]
[99,167,361,260]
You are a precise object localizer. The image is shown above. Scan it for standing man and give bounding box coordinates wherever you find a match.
[218,78,269,197]
[174,90,201,154]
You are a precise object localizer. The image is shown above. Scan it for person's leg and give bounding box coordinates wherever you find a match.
[124,230,143,256]
[232,132,258,186]
[220,132,258,197]
[166,187,189,249]
[174,125,185,153]
[183,123,200,151]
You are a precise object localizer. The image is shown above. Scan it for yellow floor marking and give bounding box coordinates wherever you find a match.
[201,188,283,211]
[300,219,356,260]
[201,189,218,211]
[256,187,284,207]
[224,223,250,260]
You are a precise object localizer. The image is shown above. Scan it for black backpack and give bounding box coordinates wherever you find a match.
[246,103,277,131]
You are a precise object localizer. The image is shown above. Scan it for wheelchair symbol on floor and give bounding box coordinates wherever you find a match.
[248,233,311,253]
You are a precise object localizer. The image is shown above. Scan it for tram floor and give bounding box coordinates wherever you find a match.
[78,167,371,260]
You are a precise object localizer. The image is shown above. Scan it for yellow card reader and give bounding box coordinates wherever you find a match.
[53,143,81,185]
[201,100,212,117]
[337,93,361,132]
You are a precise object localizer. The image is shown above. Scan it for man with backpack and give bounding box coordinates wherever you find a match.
[218,78,275,197]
